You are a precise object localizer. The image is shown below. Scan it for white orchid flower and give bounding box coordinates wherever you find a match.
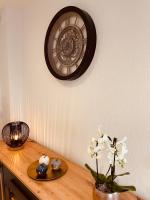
[91,137,97,143]
[97,125,103,136]
[109,147,116,154]
[88,136,98,158]
[98,134,109,143]
[115,138,128,168]
[116,137,128,153]
[107,136,128,168]
[88,142,101,159]
[117,158,127,168]
[107,151,114,165]
[88,134,110,159]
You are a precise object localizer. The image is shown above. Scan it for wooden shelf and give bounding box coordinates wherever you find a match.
[0,140,137,200]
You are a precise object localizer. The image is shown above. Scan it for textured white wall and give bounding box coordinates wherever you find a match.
[2,0,150,199]
[5,7,24,121]
[0,6,23,131]
[0,8,10,133]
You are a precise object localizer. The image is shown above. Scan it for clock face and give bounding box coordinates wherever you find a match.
[44,6,96,80]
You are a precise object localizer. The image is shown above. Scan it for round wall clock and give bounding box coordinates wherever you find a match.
[44,6,96,80]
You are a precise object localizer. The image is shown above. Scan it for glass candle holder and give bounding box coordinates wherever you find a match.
[2,121,29,150]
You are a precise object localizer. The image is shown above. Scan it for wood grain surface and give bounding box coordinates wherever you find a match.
[0,140,137,200]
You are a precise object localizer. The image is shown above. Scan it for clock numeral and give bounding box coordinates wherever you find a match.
[54,37,58,41]
[67,67,71,75]
[65,18,70,27]
[74,16,78,25]
[59,65,63,71]
[57,48,62,54]
[52,48,56,53]
[81,51,85,60]
[54,55,59,63]
[83,38,87,44]
[75,63,79,69]
[81,24,85,31]
[58,26,62,33]
[52,49,57,57]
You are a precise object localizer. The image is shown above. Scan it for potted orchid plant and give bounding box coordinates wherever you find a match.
[85,128,136,199]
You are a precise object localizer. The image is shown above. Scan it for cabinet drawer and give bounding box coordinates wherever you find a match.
[3,165,38,200]
[7,180,29,200]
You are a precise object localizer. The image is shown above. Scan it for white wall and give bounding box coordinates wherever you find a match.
[0,8,10,133]
[5,7,24,121]
[0,5,24,133]
[1,0,150,199]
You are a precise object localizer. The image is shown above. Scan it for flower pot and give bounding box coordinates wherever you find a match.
[93,187,120,200]
[93,186,137,200]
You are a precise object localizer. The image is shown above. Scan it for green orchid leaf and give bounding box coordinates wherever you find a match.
[113,172,130,180]
[106,175,113,183]
[85,164,136,193]
[85,164,107,184]
[110,182,136,193]
[106,172,130,183]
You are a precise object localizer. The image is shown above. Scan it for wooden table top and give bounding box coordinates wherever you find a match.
[0,140,137,200]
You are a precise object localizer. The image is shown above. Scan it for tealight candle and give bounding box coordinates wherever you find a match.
[14,134,19,141]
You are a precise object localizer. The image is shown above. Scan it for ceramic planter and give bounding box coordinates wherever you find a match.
[93,187,120,200]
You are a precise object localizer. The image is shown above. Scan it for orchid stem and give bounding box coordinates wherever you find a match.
[96,158,98,176]
[105,164,111,176]
[96,141,99,182]
[111,138,117,182]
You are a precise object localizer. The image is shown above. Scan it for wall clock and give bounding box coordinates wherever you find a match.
[44,6,96,80]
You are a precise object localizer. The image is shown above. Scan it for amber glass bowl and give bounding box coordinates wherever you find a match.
[2,121,29,149]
